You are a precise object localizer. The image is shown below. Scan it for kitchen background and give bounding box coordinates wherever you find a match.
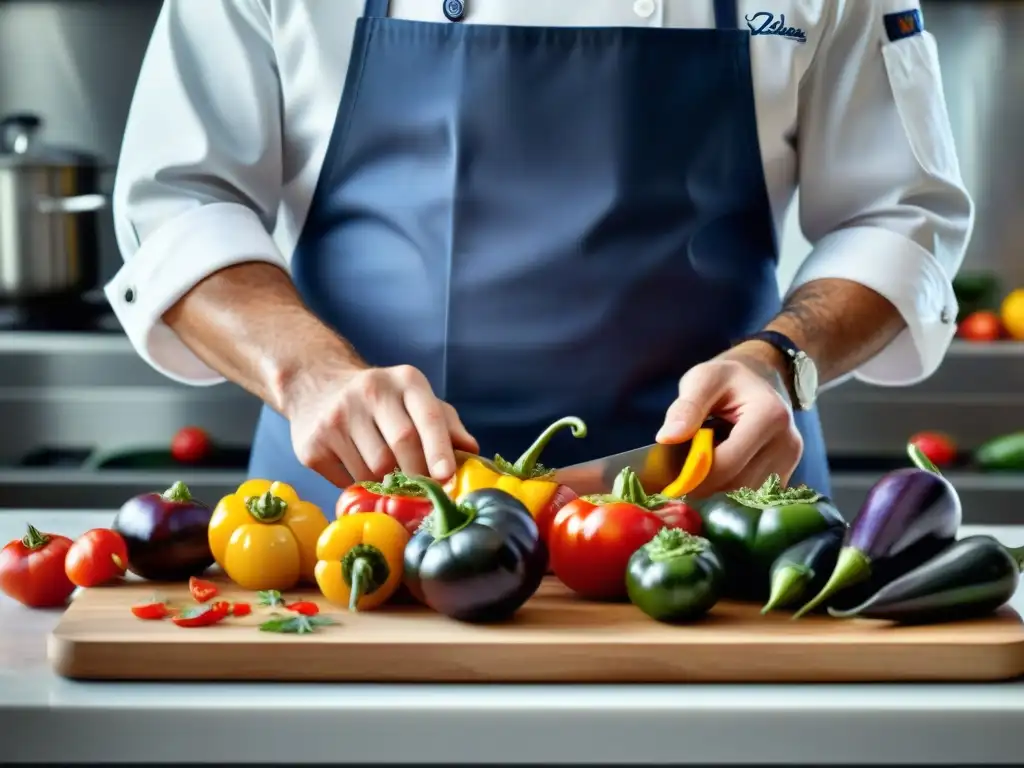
[0,0,1020,521]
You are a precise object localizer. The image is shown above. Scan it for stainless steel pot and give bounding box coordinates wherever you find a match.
[0,113,109,301]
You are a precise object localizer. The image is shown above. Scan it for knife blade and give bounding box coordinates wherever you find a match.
[550,417,733,497]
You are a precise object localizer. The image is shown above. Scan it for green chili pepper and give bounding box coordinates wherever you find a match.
[625,528,725,623]
[699,474,847,600]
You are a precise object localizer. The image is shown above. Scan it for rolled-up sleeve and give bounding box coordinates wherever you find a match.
[791,0,974,386]
[105,0,287,386]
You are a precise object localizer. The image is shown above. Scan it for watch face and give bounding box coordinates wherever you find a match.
[793,353,818,410]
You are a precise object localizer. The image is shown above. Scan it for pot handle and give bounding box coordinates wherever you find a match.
[36,193,109,214]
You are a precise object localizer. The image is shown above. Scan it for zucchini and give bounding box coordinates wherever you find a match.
[975,432,1024,471]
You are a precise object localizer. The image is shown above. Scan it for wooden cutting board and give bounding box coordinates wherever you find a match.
[49,575,1024,683]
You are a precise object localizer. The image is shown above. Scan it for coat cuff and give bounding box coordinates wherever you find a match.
[786,225,959,387]
[104,202,289,386]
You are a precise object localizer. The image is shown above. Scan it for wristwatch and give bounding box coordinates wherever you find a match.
[738,330,819,411]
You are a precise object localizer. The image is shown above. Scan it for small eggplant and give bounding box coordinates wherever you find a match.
[111,481,214,581]
[761,527,844,614]
[793,443,961,618]
[403,477,548,623]
[828,536,1024,625]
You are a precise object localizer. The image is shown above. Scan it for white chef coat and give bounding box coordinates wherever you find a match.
[106,0,973,389]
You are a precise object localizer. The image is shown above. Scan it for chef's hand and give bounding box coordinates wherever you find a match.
[656,344,803,495]
[286,363,479,488]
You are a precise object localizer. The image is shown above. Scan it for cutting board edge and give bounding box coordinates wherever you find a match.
[47,630,1024,684]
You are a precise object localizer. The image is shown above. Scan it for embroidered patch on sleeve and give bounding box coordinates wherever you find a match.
[883,9,923,42]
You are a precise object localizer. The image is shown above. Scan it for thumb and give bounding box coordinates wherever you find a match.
[443,403,480,454]
[656,365,728,443]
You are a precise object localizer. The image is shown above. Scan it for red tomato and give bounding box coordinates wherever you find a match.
[188,576,219,603]
[65,528,128,587]
[171,426,212,464]
[909,431,958,469]
[958,311,1003,342]
[0,524,76,608]
[549,499,668,601]
[651,500,702,536]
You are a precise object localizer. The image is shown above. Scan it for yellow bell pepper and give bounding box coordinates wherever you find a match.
[314,512,409,611]
[208,479,329,591]
[662,427,715,498]
[444,416,587,521]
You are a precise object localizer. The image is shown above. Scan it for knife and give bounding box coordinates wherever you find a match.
[550,416,733,497]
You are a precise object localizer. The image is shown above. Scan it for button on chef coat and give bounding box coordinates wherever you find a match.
[106,0,973,389]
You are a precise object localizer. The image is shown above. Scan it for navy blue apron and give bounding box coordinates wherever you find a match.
[248,0,831,512]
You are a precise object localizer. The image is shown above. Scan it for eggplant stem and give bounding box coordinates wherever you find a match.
[792,547,872,619]
[761,566,809,615]
[906,442,942,476]
[1008,545,1024,573]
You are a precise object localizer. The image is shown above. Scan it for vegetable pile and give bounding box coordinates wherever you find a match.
[2,415,1022,634]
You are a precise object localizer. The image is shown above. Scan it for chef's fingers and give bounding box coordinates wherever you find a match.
[310,441,366,488]
[348,406,399,480]
[657,364,730,443]
[374,391,431,478]
[404,387,458,480]
[701,399,801,493]
[442,402,480,455]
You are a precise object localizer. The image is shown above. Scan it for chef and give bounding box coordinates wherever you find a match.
[107,0,972,514]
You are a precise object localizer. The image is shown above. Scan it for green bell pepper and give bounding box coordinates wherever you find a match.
[699,474,847,600]
[625,528,725,623]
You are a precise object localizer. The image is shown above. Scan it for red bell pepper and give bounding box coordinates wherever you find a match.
[549,466,700,601]
[336,470,433,535]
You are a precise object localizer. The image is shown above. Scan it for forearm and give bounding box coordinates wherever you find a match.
[162,262,366,414]
[724,277,906,392]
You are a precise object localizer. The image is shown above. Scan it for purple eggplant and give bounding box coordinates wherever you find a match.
[792,443,961,619]
[111,481,214,581]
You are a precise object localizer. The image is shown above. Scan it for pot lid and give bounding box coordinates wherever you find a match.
[0,113,100,168]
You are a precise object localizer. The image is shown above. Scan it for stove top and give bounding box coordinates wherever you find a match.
[0,293,121,333]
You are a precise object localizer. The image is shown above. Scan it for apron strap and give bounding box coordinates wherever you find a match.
[363,0,389,17]
[713,0,739,29]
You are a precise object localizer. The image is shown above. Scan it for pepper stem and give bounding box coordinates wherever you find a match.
[360,470,427,497]
[493,416,588,479]
[761,566,810,615]
[162,481,193,503]
[1007,545,1024,572]
[411,477,475,539]
[244,490,288,523]
[21,524,49,550]
[340,543,390,612]
[907,442,942,476]
[643,527,709,562]
[725,473,823,510]
[792,547,872,619]
[610,467,649,506]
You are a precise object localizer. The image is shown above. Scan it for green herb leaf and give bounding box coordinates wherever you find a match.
[257,589,285,607]
[258,613,338,635]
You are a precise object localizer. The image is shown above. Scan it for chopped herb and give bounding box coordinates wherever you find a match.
[258,613,338,635]
[257,589,285,607]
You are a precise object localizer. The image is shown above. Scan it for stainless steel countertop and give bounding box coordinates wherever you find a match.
[3,510,1024,765]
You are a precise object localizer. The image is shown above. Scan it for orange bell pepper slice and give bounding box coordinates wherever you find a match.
[661,427,714,497]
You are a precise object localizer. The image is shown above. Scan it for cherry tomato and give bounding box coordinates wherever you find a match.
[549,499,668,601]
[171,426,212,464]
[0,524,76,608]
[958,311,1003,342]
[65,528,128,588]
[909,431,958,469]
[188,576,219,603]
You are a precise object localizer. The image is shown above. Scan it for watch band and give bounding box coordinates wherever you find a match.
[742,330,802,363]
[735,330,816,410]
